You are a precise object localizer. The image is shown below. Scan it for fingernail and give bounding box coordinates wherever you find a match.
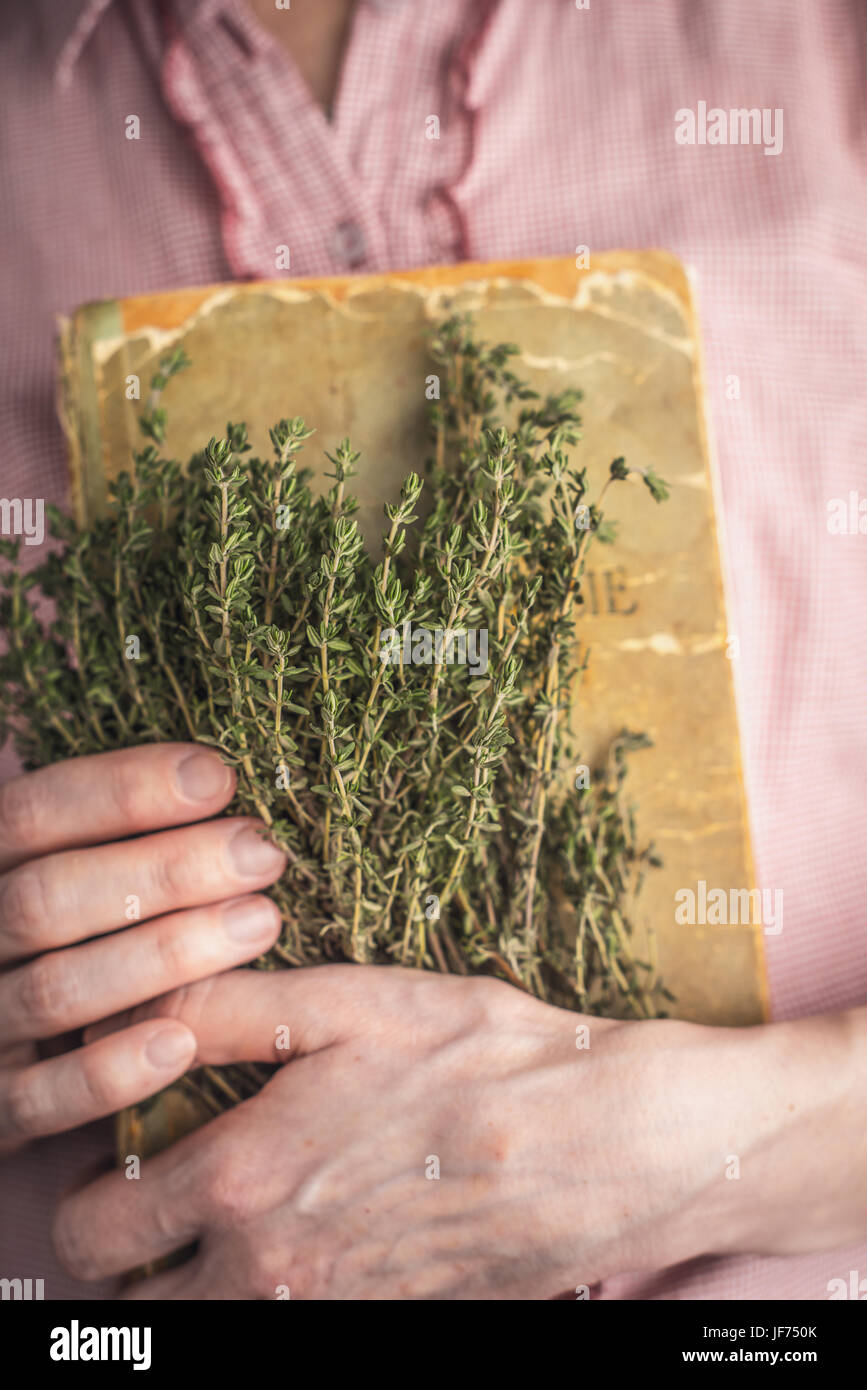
[176,750,232,802]
[145,1025,194,1069]
[229,825,286,878]
[223,896,280,943]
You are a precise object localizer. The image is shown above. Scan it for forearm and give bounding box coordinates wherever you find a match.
[49,972,867,1300]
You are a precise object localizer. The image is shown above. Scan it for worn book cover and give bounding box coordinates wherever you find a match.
[56,252,767,1163]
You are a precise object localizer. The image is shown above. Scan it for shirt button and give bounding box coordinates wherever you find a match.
[331,220,367,268]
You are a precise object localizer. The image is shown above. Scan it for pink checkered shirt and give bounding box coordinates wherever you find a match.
[1,0,865,1301]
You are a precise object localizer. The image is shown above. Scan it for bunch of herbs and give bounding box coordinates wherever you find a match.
[0,315,670,1112]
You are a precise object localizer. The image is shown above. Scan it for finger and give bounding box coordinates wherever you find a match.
[0,1019,196,1143]
[53,1088,255,1279]
[84,962,427,1063]
[0,744,235,874]
[0,895,282,1043]
[54,1035,340,1282]
[0,817,286,963]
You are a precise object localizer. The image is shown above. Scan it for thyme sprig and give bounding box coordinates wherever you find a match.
[0,318,670,1112]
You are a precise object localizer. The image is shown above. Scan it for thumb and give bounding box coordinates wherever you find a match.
[84,962,400,1065]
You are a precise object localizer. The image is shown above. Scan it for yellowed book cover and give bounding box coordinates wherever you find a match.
[57,252,767,1161]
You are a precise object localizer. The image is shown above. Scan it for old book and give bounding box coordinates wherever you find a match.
[57,252,767,1166]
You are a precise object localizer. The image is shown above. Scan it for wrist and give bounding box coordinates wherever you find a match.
[695,1006,867,1259]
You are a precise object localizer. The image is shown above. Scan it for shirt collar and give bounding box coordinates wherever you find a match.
[53,0,117,89]
[52,0,230,88]
[52,0,415,89]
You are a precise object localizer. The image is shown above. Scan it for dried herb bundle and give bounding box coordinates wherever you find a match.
[0,316,670,1108]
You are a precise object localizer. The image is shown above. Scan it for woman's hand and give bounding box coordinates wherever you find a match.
[0,744,285,1154]
[52,965,867,1298]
